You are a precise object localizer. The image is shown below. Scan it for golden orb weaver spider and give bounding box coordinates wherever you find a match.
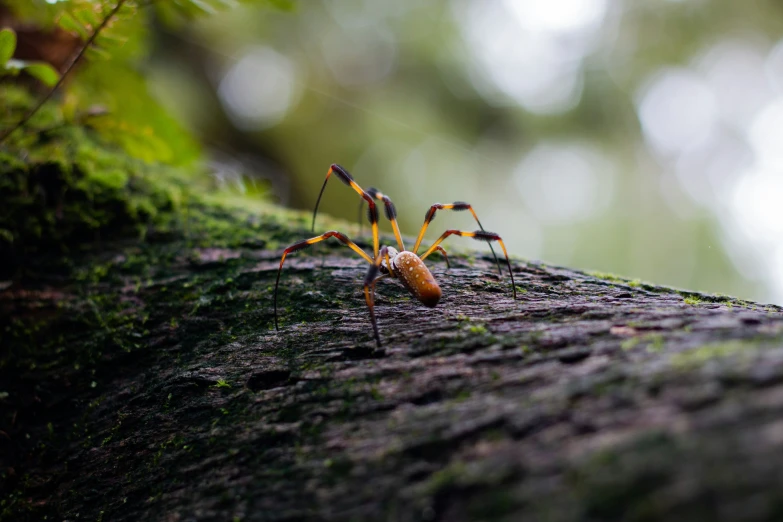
[273,164,517,347]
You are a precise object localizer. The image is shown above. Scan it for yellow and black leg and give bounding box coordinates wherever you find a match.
[432,245,450,268]
[365,187,405,251]
[363,245,392,346]
[274,230,373,330]
[357,189,382,237]
[420,230,516,299]
[412,203,501,275]
[312,164,380,257]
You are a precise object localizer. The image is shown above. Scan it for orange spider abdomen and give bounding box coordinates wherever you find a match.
[393,251,442,308]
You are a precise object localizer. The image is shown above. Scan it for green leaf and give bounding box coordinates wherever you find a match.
[59,12,90,39]
[23,62,60,87]
[98,32,129,47]
[73,6,101,28]
[85,45,112,61]
[0,28,16,66]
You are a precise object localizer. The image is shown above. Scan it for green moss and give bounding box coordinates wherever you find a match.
[0,86,280,280]
[568,431,676,521]
[467,324,488,335]
[621,337,641,351]
[646,334,665,353]
[671,339,760,369]
[587,271,626,283]
[586,272,663,293]
[677,290,732,305]
[83,167,130,191]
[620,333,665,353]
[424,462,469,495]
[0,89,185,278]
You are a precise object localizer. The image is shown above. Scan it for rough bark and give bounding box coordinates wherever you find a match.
[3,201,783,522]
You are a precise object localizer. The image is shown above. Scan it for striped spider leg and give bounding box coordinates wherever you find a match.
[419,229,517,299]
[274,230,372,331]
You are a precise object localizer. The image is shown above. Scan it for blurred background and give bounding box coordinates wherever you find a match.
[9,0,783,304]
[145,0,783,304]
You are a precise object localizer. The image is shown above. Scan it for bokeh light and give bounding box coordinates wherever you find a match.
[637,68,717,156]
[217,47,298,130]
[514,143,614,224]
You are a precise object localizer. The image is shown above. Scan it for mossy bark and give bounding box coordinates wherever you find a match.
[4,148,783,521]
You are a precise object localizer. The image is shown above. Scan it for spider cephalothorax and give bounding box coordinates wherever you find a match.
[274,164,516,346]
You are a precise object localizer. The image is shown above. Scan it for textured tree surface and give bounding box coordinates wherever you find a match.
[3,200,783,522]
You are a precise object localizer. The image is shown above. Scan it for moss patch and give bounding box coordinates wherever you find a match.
[0,87,195,279]
[670,339,763,369]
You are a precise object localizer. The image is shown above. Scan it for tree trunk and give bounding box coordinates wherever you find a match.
[3,196,783,522]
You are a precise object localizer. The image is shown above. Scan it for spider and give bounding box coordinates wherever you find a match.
[274,164,517,347]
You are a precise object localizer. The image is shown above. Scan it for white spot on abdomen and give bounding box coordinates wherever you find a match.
[392,251,442,307]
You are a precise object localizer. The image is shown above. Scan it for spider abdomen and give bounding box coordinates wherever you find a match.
[393,251,442,308]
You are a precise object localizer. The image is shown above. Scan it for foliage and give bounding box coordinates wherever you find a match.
[0,83,280,280]
[0,0,293,164]
[0,0,290,279]
[0,28,60,86]
[0,86,190,278]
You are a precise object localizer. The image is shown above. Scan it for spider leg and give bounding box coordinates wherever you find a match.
[356,187,382,237]
[311,164,382,257]
[370,273,390,305]
[363,246,392,347]
[274,231,372,331]
[420,229,516,299]
[364,187,405,251]
[412,202,501,275]
[431,245,450,269]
